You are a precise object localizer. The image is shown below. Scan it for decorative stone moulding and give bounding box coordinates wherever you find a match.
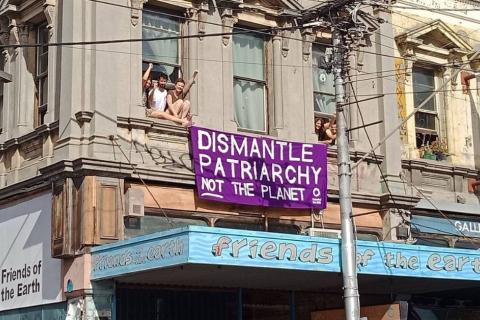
[75,111,94,125]
[301,28,314,62]
[43,1,56,38]
[220,8,236,46]
[197,1,209,40]
[395,37,422,80]
[278,21,292,58]
[130,0,148,26]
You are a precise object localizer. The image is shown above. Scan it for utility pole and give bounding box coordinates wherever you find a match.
[332,27,360,320]
[302,2,386,319]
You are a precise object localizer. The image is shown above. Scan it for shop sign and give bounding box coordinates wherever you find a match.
[412,215,480,238]
[92,226,480,282]
[206,233,480,280]
[0,193,63,311]
[190,127,328,209]
[91,233,189,280]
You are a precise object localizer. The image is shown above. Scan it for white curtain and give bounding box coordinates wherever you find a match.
[234,79,265,132]
[142,12,179,67]
[233,33,265,131]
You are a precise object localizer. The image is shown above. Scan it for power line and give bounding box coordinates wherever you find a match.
[3,0,477,78]
[389,9,480,45]
[90,0,405,58]
[392,4,480,12]
[351,50,480,170]
[88,0,303,14]
[0,26,305,49]
[348,77,404,242]
[352,68,479,105]
[348,88,479,97]
[348,79,476,246]
[110,135,175,227]
[398,173,474,243]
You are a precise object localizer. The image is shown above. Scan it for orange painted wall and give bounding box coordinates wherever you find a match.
[129,184,383,229]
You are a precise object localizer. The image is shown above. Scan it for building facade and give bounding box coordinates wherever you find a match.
[0,0,479,319]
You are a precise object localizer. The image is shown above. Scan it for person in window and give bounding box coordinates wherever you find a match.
[146,73,191,127]
[315,118,330,142]
[320,117,336,145]
[143,63,154,109]
[166,71,198,124]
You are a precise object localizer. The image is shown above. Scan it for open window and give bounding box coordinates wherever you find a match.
[142,10,182,83]
[413,66,439,148]
[395,20,474,161]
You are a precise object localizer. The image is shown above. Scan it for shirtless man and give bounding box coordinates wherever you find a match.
[147,73,192,127]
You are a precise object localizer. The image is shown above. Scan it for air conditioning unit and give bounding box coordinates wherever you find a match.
[125,188,145,217]
[307,228,342,239]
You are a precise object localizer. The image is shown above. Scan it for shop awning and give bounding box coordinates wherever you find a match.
[91,226,480,286]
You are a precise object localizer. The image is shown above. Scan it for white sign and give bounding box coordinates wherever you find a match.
[0,193,63,311]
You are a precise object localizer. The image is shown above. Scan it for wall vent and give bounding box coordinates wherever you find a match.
[307,228,342,239]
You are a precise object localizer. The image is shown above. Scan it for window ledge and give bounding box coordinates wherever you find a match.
[117,116,188,137]
[0,121,59,152]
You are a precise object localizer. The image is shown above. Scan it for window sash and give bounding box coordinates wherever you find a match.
[36,24,48,126]
[314,92,335,116]
[233,77,266,132]
[312,45,335,116]
[413,67,436,112]
[412,67,440,135]
[142,12,180,67]
[232,30,266,132]
[142,10,181,84]
[233,32,265,81]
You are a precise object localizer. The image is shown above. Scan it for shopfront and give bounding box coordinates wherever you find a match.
[91,226,480,320]
[0,193,65,319]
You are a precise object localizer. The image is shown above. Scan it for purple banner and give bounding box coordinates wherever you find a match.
[190,126,328,209]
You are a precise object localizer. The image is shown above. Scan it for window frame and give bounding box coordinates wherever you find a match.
[142,8,183,83]
[232,29,268,134]
[312,44,335,119]
[0,55,4,134]
[412,66,441,147]
[35,23,49,127]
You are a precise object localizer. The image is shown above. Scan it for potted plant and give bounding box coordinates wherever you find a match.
[430,139,449,161]
[421,144,436,160]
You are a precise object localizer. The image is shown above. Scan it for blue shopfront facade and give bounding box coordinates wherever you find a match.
[91,226,480,320]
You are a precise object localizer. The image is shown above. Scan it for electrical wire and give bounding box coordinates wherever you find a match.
[88,0,304,14]
[388,9,480,45]
[352,50,480,170]
[348,77,476,246]
[110,136,175,227]
[2,0,478,78]
[348,77,404,241]
[0,26,305,49]
[398,173,475,244]
[345,88,479,97]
